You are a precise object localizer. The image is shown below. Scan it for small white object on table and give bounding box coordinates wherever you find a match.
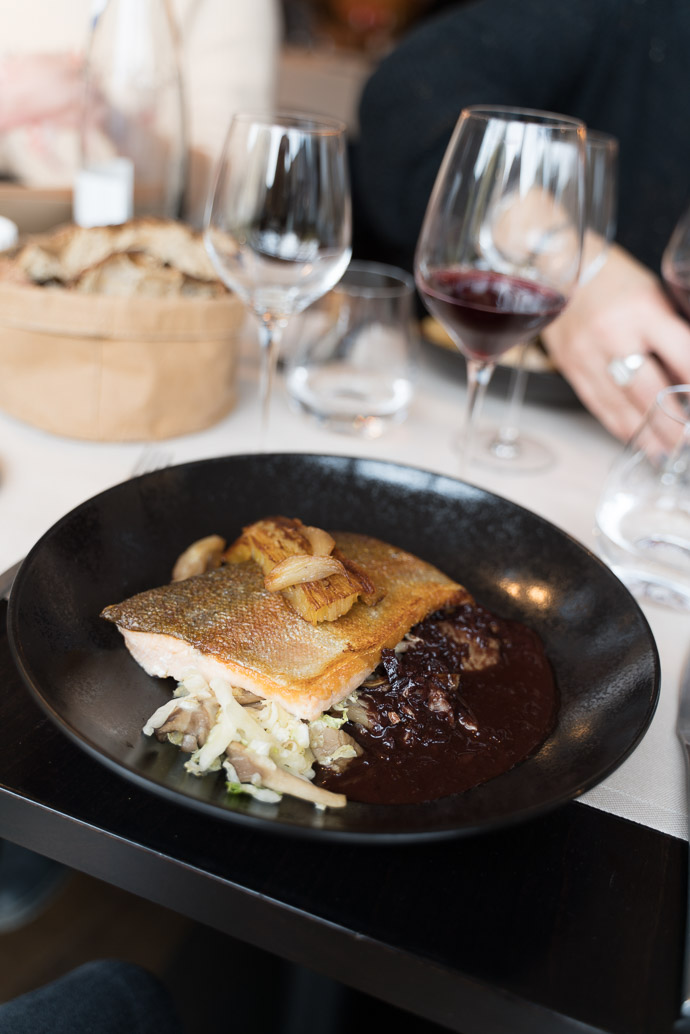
[0,216,18,250]
[73,158,134,228]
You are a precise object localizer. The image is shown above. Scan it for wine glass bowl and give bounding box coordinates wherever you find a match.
[581,130,619,284]
[204,112,352,444]
[662,204,690,320]
[479,127,619,472]
[414,106,586,470]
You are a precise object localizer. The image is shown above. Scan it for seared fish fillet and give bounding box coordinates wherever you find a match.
[101,532,468,721]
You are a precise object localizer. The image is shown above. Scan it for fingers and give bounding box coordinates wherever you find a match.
[566,348,648,441]
[544,280,690,442]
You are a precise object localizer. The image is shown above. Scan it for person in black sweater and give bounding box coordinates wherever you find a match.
[353,0,690,441]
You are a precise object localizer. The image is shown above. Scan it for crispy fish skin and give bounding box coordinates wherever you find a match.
[101,531,470,721]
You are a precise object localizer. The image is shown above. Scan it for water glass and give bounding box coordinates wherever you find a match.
[285,260,416,437]
[595,385,690,610]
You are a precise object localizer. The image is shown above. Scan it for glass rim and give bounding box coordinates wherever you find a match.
[336,260,415,298]
[586,128,619,151]
[656,384,690,425]
[229,109,347,137]
[461,105,585,131]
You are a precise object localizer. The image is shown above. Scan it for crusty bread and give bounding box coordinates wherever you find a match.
[11,241,64,284]
[71,250,226,298]
[0,217,227,297]
[115,217,219,281]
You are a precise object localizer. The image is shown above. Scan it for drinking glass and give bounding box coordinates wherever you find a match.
[480,130,619,472]
[595,385,690,611]
[284,260,416,437]
[204,112,352,446]
[415,106,586,472]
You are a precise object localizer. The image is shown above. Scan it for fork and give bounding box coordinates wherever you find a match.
[0,446,174,601]
[128,446,174,479]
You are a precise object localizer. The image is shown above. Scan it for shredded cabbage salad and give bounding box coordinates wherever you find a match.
[142,671,359,805]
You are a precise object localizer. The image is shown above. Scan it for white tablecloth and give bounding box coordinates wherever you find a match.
[1,335,688,839]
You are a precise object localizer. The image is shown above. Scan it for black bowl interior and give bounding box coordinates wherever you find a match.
[7,453,659,843]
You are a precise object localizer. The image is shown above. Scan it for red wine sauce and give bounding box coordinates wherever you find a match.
[317,601,557,805]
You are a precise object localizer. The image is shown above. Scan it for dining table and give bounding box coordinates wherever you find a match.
[0,323,688,1034]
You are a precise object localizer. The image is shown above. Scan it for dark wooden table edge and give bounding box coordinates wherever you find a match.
[0,784,608,1034]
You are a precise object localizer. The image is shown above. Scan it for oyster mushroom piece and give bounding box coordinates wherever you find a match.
[436,621,501,670]
[172,535,227,581]
[225,742,347,808]
[156,698,219,752]
[309,720,363,771]
[143,692,220,753]
[341,697,376,731]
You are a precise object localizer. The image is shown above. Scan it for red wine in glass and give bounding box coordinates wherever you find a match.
[417,268,567,362]
[414,106,585,473]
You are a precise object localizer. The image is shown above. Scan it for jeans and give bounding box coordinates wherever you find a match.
[0,960,185,1034]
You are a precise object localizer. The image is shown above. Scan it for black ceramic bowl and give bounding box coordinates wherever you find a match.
[7,453,659,843]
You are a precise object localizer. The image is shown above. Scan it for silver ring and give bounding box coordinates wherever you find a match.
[607,353,646,387]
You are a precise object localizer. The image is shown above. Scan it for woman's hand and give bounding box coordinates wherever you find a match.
[542,243,690,441]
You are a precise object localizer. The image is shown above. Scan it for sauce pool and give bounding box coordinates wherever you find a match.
[316,601,558,805]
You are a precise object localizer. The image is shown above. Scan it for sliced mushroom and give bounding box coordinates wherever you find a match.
[156,697,219,752]
[225,742,346,808]
[309,722,362,771]
[342,698,376,731]
[233,686,262,706]
[436,621,501,670]
[172,534,227,581]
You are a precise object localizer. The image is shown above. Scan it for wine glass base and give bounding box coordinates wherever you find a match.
[459,427,555,474]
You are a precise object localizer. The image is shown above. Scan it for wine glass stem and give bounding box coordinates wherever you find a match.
[460,358,494,472]
[493,341,529,452]
[257,317,283,450]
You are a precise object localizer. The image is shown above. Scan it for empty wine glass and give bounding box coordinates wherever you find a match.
[204,112,352,446]
[415,106,586,472]
[479,129,619,473]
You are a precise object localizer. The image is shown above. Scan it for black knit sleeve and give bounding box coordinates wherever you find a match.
[352,0,610,272]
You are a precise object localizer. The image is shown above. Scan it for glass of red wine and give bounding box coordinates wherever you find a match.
[415,106,586,472]
[477,129,618,473]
